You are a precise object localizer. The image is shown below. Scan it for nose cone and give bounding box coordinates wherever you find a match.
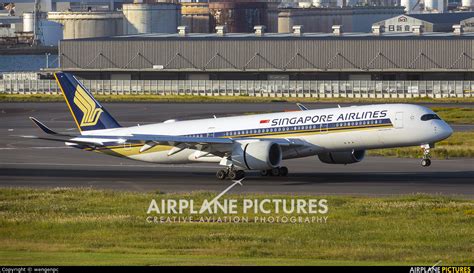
[440,122,453,140]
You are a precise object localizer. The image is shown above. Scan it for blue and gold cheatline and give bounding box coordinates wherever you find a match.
[54,72,121,132]
[83,118,393,158]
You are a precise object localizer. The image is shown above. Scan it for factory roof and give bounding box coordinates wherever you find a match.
[72,31,474,42]
[396,12,474,24]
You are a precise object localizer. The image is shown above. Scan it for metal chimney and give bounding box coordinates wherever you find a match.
[216,25,227,36]
[332,25,342,36]
[453,24,463,35]
[371,25,383,36]
[178,26,188,37]
[412,25,423,35]
[292,25,303,36]
[254,25,265,37]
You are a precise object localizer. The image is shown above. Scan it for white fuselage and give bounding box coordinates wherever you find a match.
[72,104,453,164]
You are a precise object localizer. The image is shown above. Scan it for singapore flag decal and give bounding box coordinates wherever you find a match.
[260,119,270,124]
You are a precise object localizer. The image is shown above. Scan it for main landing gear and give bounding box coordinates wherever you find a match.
[216,166,289,180]
[260,166,288,177]
[420,144,432,167]
[216,168,245,180]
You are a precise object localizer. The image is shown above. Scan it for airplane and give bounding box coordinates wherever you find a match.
[26,72,453,180]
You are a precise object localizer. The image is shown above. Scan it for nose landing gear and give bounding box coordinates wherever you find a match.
[420,144,432,167]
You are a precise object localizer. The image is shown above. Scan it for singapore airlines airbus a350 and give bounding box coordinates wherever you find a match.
[26,72,453,180]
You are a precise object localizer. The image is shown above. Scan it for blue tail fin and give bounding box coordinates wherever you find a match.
[54,72,121,132]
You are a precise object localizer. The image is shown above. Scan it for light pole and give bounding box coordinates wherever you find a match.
[46,53,51,68]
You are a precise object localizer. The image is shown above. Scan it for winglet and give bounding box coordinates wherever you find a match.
[296,103,309,111]
[29,117,58,135]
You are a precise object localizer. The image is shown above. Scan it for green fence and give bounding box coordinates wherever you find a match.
[0,79,472,98]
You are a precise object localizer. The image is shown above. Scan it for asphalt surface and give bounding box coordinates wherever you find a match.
[0,102,473,197]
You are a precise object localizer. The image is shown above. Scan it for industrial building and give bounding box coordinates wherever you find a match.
[181,2,211,33]
[461,16,474,30]
[181,4,404,34]
[157,0,280,34]
[56,25,474,81]
[374,12,474,32]
[277,6,404,33]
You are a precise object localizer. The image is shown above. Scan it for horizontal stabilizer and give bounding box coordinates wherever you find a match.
[29,117,75,137]
[18,135,102,146]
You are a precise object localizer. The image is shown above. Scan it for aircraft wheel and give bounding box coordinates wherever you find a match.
[421,158,431,167]
[271,167,280,176]
[279,166,288,177]
[216,169,227,180]
[260,169,270,176]
[235,170,245,180]
[228,170,238,180]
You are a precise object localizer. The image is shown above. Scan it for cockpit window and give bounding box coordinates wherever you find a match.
[420,114,441,121]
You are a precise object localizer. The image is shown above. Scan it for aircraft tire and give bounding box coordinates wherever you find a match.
[228,170,238,180]
[279,166,288,176]
[216,169,227,180]
[421,158,431,167]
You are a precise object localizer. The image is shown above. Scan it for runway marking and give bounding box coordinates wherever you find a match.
[200,178,244,213]
[0,162,220,169]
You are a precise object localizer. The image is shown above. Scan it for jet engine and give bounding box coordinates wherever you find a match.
[318,150,365,164]
[232,141,282,170]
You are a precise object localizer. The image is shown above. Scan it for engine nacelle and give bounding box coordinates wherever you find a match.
[232,141,282,170]
[318,150,365,164]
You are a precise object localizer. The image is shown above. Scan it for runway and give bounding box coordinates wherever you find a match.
[1,102,473,197]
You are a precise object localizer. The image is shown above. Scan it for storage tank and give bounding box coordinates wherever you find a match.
[312,0,322,7]
[23,12,34,32]
[181,2,211,33]
[462,0,473,8]
[48,12,123,39]
[122,3,181,35]
[438,0,447,12]
[298,2,312,8]
[40,19,63,46]
[401,0,416,12]
[209,0,268,33]
[424,0,434,10]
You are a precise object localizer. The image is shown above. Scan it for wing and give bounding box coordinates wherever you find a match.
[76,134,307,156]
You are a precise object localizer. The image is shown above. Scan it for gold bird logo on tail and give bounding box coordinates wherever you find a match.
[73,85,103,127]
